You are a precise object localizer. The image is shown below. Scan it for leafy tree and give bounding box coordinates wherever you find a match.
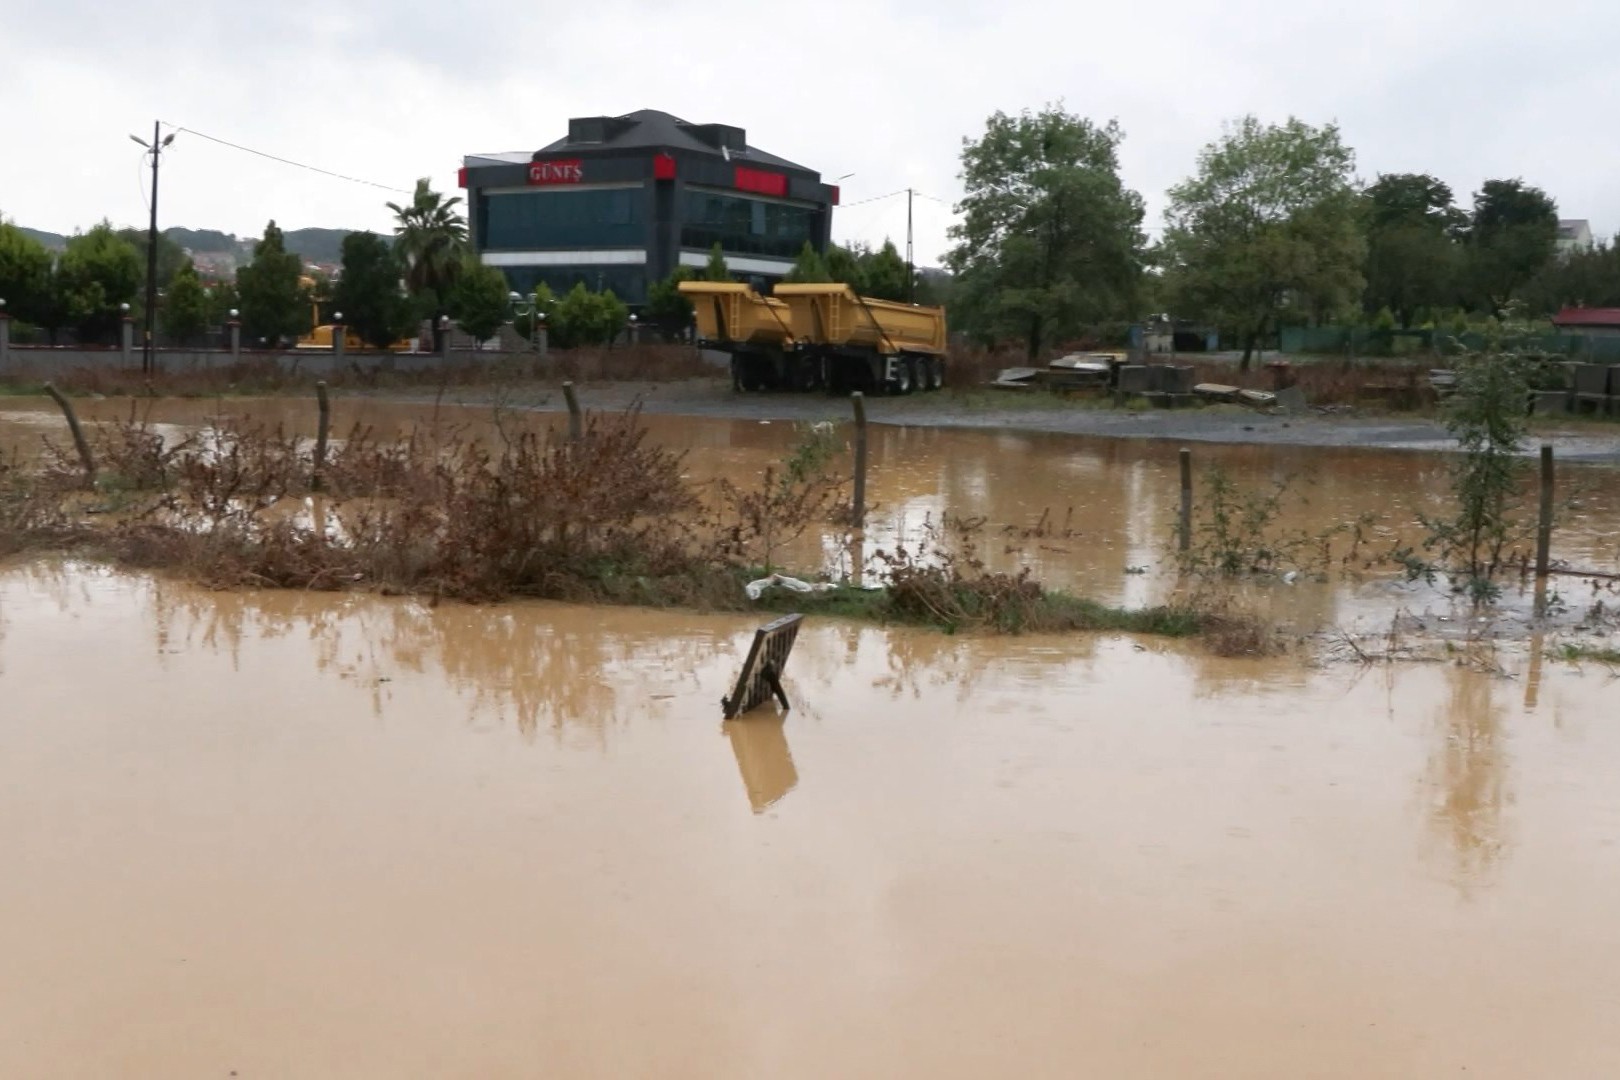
[860,239,910,301]
[946,104,1145,359]
[825,243,866,292]
[334,231,411,349]
[117,227,189,296]
[645,267,695,338]
[0,220,55,328]
[1517,238,1620,315]
[236,220,307,346]
[1362,173,1464,327]
[388,178,468,350]
[162,260,211,345]
[1162,116,1364,368]
[1465,179,1558,313]
[55,222,142,344]
[550,284,629,348]
[702,242,731,282]
[784,241,831,283]
[446,257,512,342]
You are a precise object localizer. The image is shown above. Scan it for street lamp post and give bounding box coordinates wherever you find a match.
[129,122,176,376]
[508,290,545,348]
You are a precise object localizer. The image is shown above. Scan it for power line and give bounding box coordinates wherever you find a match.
[839,188,907,208]
[159,121,412,194]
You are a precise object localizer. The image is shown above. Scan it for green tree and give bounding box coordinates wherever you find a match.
[1517,239,1620,315]
[162,259,211,345]
[446,257,512,342]
[1465,179,1559,313]
[702,242,731,282]
[334,231,411,349]
[236,220,307,346]
[117,227,189,297]
[645,267,695,337]
[389,178,467,347]
[784,241,831,283]
[1161,116,1364,369]
[55,222,143,344]
[859,239,910,301]
[825,243,866,292]
[946,104,1145,359]
[550,284,629,348]
[0,220,55,328]
[1362,173,1465,327]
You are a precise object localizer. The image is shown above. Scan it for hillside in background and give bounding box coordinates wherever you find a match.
[9,224,381,267]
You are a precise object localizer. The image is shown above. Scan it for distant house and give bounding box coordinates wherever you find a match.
[1552,307,1620,337]
[1557,219,1595,254]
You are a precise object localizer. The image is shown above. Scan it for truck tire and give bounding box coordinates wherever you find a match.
[924,358,942,391]
[889,358,914,396]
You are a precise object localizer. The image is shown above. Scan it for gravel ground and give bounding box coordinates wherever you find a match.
[395,377,1620,464]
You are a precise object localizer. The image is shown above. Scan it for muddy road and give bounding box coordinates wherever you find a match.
[396,376,1620,462]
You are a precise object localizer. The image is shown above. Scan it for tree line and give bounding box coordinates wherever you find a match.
[5,106,1602,363]
[0,178,637,352]
[940,104,1596,367]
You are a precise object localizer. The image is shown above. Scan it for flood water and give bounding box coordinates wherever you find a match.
[2,563,1619,1077]
[5,395,1620,635]
[3,398,1620,1075]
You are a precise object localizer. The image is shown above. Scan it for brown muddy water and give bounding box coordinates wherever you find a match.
[2,562,1619,1077]
[5,395,1620,636]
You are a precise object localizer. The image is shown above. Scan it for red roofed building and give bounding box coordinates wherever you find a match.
[1552,307,1620,337]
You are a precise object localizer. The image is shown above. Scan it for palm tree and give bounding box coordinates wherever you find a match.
[388,178,468,350]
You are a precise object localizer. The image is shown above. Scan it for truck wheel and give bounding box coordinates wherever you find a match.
[889,359,914,396]
[731,358,744,393]
[924,358,942,391]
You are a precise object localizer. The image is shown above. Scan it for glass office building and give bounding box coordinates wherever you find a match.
[461,111,838,305]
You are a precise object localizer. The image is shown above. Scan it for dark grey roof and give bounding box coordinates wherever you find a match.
[518,109,814,174]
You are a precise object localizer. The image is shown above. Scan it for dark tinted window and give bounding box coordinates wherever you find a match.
[500,265,648,305]
[482,188,646,250]
[679,190,815,258]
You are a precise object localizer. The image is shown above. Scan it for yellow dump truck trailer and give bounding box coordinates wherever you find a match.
[679,280,947,394]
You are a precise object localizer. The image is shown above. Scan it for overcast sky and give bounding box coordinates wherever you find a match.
[5,0,1618,267]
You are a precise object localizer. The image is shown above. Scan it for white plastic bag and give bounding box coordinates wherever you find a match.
[744,574,836,601]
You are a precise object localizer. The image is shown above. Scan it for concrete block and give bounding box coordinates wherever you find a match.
[1116,365,1152,394]
[1532,390,1571,415]
[1155,365,1195,394]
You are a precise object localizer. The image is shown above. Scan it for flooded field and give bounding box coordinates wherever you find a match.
[5,395,1620,635]
[2,562,1618,1077]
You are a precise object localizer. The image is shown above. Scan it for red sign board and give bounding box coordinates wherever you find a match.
[653,153,676,180]
[734,166,786,197]
[529,159,584,185]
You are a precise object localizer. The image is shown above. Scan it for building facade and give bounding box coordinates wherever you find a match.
[460,110,839,305]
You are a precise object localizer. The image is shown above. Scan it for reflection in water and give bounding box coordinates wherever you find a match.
[723,715,798,813]
[1426,663,1510,893]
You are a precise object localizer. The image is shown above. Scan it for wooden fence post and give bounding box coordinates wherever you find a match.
[1178,447,1192,553]
[563,381,583,443]
[312,380,331,491]
[44,383,96,486]
[1536,443,1554,578]
[851,391,868,531]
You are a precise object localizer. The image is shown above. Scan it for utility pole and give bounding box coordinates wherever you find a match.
[130,122,175,375]
[905,187,915,304]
